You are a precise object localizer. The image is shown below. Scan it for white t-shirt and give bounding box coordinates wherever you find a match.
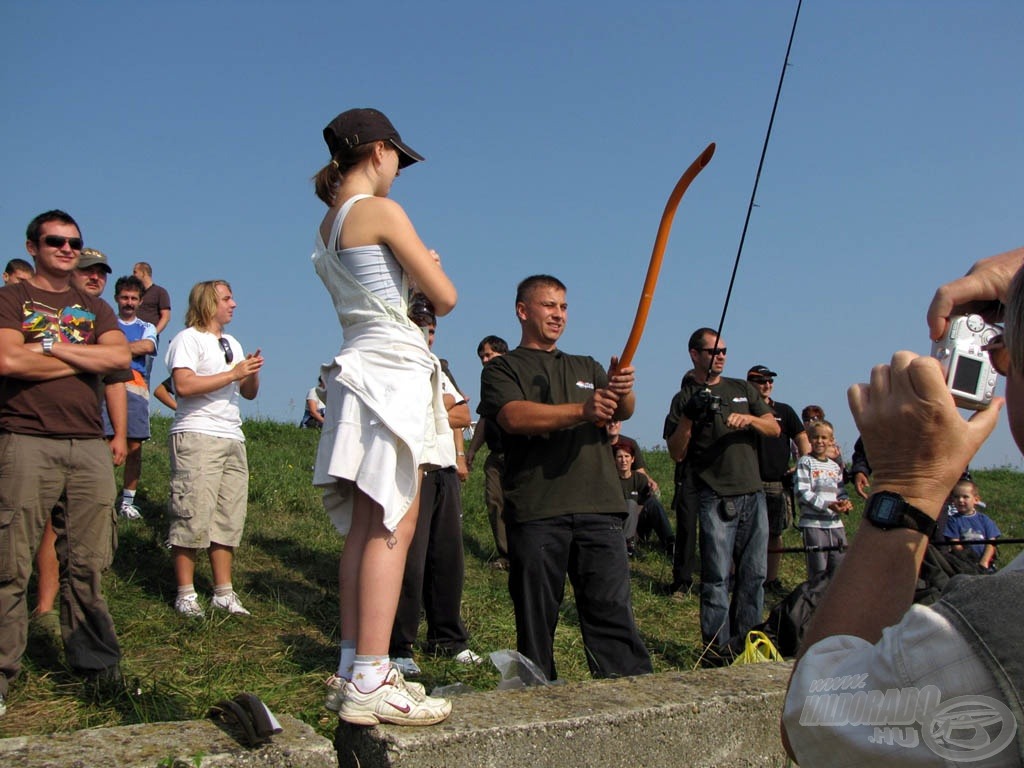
[165,326,245,441]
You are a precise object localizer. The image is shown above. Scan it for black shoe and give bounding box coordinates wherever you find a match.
[699,644,736,668]
[668,580,695,601]
[83,664,126,700]
[764,579,787,598]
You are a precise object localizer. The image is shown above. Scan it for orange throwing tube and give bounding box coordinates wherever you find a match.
[617,142,716,370]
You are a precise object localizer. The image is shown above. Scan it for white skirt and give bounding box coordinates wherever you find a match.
[312,322,450,534]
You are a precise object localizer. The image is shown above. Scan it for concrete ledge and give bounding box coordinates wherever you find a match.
[0,664,791,767]
[336,662,793,768]
[0,713,336,768]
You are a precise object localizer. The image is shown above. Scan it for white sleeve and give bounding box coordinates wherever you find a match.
[783,606,1004,766]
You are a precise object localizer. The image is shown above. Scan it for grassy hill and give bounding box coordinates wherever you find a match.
[3,417,1022,739]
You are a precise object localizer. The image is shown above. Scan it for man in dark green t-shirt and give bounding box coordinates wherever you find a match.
[478,275,651,681]
[663,328,779,661]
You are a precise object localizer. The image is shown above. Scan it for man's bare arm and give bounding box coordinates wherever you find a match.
[127,338,156,357]
[105,382,128,466]
[0,328,129,379]
[666,416,692,463]
[156,308,171,336]
[49,329,130,374]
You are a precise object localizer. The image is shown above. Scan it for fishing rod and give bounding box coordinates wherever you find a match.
[702,0,803,379]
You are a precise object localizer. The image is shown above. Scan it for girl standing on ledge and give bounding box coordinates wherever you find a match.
[311,108,457,726]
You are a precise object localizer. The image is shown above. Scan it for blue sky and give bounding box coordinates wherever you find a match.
[3,1,1023,469]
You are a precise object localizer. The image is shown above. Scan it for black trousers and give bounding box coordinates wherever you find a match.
[671,474,700,588]
[390,468,469,656]
[508,513,652,682]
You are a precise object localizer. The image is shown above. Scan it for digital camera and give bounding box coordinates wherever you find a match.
[684,388,722,421]
[931,314,1000,410]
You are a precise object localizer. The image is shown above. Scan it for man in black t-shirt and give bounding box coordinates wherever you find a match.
[747,364,810,596]
[663,328,779,661]
[478,275,651,681]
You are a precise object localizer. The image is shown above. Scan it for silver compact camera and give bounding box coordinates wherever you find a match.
[931,314,1001,410]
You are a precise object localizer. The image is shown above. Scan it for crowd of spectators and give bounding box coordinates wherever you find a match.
[3,121,1018,762]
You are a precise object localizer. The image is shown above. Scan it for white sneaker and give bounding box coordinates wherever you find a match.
[119,502,142,520]
[174,593,205,618]
[339,667,451,726]
[325,669,426,712]
[211,591,251,616]
[0,692,6,718]
[454,649,483,665]
[392,656,422,676]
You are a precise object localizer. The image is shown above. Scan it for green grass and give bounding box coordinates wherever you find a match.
[3,417,1022,739]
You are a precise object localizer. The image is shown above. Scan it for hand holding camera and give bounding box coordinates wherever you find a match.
[682,388,720,421]
[931,314,1003,410]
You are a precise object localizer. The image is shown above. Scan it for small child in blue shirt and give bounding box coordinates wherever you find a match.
[944,479,1000,572]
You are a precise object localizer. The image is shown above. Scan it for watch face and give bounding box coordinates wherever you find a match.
[870,494,903,525]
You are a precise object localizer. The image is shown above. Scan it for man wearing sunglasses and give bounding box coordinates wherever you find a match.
[663,328,779,665]
[782,246,1024,765]
[0,210,131,718]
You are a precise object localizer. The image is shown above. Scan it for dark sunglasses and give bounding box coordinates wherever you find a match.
[701,347,727,356]
[982,334,1010,376]
[42,235,84,250]
[218,337,234,364]
[749,376,774,384]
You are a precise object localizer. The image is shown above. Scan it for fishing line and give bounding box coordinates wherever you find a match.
[705,0,803,375]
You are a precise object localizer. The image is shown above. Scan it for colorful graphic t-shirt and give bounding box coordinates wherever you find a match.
[0,282,121,438]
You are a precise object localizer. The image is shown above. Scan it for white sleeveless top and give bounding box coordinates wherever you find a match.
[311,195,454,534]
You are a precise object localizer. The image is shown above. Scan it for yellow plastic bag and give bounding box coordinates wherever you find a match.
[732,630,783,665]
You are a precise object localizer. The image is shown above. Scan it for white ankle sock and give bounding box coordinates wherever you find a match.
[337,640,356,680]
[351,655,390,692]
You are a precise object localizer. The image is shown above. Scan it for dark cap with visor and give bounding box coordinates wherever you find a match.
[323,108,424,169]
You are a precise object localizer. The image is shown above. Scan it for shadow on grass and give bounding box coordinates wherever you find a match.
[243,532,340,634]
[462,529,499,567]
[80,675,192,725]
[109,517,177,602]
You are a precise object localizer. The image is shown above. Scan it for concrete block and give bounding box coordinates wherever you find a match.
[336,662,792,768]
[0,713,336,768]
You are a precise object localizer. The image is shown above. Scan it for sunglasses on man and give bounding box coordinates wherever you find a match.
[41,235,84,251]
[218,337,234,364]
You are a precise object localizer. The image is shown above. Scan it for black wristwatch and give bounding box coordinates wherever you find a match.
[863,491,936,538]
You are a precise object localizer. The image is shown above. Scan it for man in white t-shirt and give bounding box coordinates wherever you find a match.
[165,280,263,618]
[389,322,481,673]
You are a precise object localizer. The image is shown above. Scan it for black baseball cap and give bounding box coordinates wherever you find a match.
[323,108,424,169]
[747,364,778,380]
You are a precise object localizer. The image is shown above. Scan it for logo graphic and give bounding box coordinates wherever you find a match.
[799,678,1017,763]
[922,696,1016,762]
[22,300,97,344]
